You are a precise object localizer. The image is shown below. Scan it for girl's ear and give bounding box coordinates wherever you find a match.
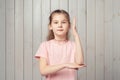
[49,24,52,30]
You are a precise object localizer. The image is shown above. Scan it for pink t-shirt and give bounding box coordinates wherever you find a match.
[35,39,77,80]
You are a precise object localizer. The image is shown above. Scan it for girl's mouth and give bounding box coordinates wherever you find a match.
[57,29,63,31]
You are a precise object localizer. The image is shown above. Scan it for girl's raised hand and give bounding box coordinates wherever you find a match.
[72,17,79,37]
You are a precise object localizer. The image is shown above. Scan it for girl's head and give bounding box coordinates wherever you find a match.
[47,9,70,41]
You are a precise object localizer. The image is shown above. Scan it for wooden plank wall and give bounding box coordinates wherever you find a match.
[0,0,120,80]
[0,0,5,80]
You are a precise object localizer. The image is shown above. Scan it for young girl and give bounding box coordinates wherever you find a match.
[35,9,86,80]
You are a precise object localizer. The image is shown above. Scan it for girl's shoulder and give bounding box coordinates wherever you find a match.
[40,40,50,45]
[39,40,54,46]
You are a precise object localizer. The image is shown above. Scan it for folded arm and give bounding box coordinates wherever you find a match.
[39,57,85,76]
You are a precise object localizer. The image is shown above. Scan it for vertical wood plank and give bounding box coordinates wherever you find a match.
[95,0,105,80]
[15,0,24,80]
[69,0,78,41]
[33,0,42,80]
[77,0,87,80]
[42,0,50,41]
[87,0,96,80]
[24,0,32,80]
[104,0,113,80]
[0,0,5,80]
[50,0,59,11]
[59,0,69,11]
[113,0,120,80]
[6,0,15,80]
[69,0,78,21]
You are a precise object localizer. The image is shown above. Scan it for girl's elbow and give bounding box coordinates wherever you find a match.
[40,69,48,76]
[41,73,47,76]
[40,71,47,76]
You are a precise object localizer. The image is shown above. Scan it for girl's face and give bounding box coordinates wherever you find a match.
[49,13,70,38]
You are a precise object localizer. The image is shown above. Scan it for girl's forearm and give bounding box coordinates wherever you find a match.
[74,34,84,64]
[40,63,66,76]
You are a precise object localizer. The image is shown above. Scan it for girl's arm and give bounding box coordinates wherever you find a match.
[39,57,85,76]
[74,34,84,64]
[72,18,84,65]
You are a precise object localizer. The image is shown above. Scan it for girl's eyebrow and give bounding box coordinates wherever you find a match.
[62,20,68,21]
[52,19,68,21]
[52,20,58,21]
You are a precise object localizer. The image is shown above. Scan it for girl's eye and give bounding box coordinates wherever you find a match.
[62,22,66,23]
[54,22,58,24]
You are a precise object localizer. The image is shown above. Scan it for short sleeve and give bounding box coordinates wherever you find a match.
[35,42,48,59]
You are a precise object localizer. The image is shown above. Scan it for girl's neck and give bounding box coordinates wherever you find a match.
[53,37,68,45]
[54,35,67,41]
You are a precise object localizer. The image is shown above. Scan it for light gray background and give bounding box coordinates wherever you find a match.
[0,0,120,80]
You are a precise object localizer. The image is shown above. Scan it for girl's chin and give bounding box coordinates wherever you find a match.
[55,33,66,37]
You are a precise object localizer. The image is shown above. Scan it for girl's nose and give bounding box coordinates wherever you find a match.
[58,22,62,28]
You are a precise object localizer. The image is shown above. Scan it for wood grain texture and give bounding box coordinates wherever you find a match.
[24,0,33,80]
[87,0,96,80]
[104,0,113,80]
[33,0,42,80]
[96,0,105,80]
[15,0,24,80]
[113,0,120,80]
[0,0,5,80]
[6,0,15,80]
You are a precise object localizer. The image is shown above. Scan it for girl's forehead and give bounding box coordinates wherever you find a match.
[52,13,67,19]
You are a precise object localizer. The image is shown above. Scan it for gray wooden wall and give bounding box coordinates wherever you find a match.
[0,0,120,80]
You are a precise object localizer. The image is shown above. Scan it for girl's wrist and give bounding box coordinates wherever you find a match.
[63,63,67,68]
[74,34,80,40]
[63,63,69,68]
[73,31,79,37]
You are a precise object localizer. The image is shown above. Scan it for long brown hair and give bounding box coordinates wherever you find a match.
[47,9,70,41]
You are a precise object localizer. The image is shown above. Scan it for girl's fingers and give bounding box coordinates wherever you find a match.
[67,63,86,69]
[72,17,76,27]
[79,64,87,67]
[79,64,86,66]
